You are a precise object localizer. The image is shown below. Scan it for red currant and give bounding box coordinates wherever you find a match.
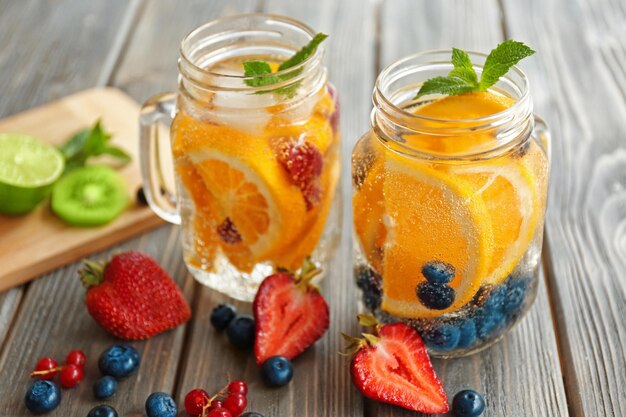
[59,364,83,388]
[227,380,248,395]
[224,393,247,416]
[207,407,232,417]
[208,400,223,411]
[184,388,210,415]
[33,357,58,380]
[65,350,86,367]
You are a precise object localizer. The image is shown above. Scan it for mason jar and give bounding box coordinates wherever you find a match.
[352,50,550,357]
[140,14,341,301]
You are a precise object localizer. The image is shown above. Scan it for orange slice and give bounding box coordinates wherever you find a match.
[451,160,538,284]
[353,159,386,273]
[381,155,493,318]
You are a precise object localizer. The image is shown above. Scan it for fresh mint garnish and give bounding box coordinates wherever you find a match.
[58,120,130,171]
[415,40,535,98]
[243,33,328,95]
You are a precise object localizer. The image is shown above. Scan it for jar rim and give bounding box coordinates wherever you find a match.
[179,13,322,91]
[374,49,531,125]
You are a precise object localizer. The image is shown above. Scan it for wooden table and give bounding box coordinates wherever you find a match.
[0,1,624,416]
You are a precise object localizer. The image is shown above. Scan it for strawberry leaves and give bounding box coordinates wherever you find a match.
[416,40,535,98]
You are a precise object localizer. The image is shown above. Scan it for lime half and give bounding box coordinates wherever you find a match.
[0,133,65,215]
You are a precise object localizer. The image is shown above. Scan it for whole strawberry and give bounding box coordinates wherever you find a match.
[254,258,329,365]
[79,251,191,340]
[344,315,449,414]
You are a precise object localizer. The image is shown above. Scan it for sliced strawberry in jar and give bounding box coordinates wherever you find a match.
[273,136,323,188]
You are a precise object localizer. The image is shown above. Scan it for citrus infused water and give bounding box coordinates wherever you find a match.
[353,51,550,357]
[172,55,340,299]
[139,16,340,301]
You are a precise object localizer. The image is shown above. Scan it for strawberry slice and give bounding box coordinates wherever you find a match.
[253,259,329,365]
[347,319,449,414]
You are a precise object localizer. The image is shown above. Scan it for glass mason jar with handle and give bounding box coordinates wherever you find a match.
[141,14,341,301]
[352,50,550,357]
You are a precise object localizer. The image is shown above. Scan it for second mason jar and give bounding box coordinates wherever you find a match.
[141,14,341,301]
[352,50,550,357]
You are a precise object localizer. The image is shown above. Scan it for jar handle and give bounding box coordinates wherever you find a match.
[139,92,181,225]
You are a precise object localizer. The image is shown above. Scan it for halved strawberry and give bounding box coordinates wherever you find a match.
[253,259,329,365]
[345,317,449,414]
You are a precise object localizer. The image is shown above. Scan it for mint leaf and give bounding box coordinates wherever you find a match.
[243,61,281,87]
[58,120,130,171]
[449,48,479,85]
[479,40,535,90]
[278,33,328,71]
[415,76,478,98]
[243,33,328,94]
[415,40,534,98]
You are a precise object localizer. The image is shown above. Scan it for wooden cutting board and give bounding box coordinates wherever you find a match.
[0,87,168,292]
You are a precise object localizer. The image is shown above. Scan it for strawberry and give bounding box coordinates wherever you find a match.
[79,251,191,340]
[272,136,324,210]
[345,315,449,414]
[253,259,329,365]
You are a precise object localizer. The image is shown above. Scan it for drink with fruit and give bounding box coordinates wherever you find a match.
[353,45,550,357]
[140,15,340,301]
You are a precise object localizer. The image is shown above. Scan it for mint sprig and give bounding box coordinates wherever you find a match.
[243,33,328,95]
[415,40,535,98]
[58,120,130,171]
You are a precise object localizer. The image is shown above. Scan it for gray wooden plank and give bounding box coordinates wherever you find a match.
[501,0,626,415]
[0,2,133,411]
[0,0,131,118]
[367,1,570,416]
[172,0,375,416]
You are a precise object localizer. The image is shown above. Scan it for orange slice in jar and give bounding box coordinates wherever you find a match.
[353,159,387,274]
[175,115,307,265]
[450,159,539,285]
[381,154,493,318]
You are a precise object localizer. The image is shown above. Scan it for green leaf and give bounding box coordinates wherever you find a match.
[415,76,478,98]
[278,33,328,71]
[449,48,478,85]
[479,40,535,90]
[414,40,534,98]
[57,120,130,170]
[243,61,281,87]
[242,33,328,95]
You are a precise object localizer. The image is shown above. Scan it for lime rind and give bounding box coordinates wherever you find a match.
[0,134,65,188]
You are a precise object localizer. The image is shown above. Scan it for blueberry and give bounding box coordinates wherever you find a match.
[227,315,256,349]
[145,392,178,417]
[210,303,237,331]
[476,309,506,339]
[24,380,61,414]
[504,279,527,314]
[87,404,118,417]
[457,319,478,349]
[98,344,140,379]
[452,389,485,417]
[416,282,455,310]
[423,323,461,351]
[93,376,117,400]
[422,261,455,284]
[240,413,266,417]
[261,356,294,387]
[483,285,506,312]
[363,286,382,310]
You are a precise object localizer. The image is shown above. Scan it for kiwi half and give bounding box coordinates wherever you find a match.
[51,165,129,226]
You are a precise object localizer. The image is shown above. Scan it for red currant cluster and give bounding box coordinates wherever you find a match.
[31,350,86,388]
[184,380,248,417]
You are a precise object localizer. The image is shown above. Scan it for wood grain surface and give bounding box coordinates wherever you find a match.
[501,0,626,416]
[0,0,623,416]
[0,88,163,292]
